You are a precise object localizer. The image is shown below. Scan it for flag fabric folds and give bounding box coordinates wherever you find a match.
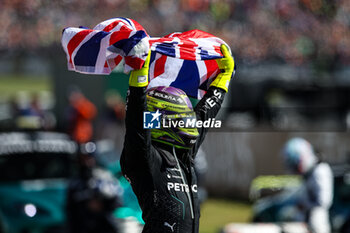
[61,17,230,99]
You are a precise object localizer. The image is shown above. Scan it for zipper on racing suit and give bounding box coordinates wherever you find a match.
[172,146,194,219]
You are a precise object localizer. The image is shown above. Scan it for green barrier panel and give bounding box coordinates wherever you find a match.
[107,72,129,100]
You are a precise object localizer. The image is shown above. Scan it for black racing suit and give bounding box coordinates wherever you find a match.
[120,86,225,233]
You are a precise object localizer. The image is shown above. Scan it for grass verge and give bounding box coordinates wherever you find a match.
[199,198,252,233]
[0,75,51,98]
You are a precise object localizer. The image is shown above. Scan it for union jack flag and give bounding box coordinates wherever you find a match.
[61,17,231,99]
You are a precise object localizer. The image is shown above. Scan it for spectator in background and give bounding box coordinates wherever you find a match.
[66,87,97,143]
[29,91,57,130]
[104,90,126,125]
[10,91,56,130]
[97,90,126,151]
[283,137,333,233]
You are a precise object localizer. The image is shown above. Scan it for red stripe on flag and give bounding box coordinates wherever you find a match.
[114,55,123,66]
[125,56,144,70]
[105,55,122,68]
[163,30,215,39]
[154,55,167,78]
[179,39,197,60]
[204,59,219,79]
[109,26,132,45]
[130,19,148,36]
[67,29,92,64]
[102,20,123,32]
[214,45,222,56]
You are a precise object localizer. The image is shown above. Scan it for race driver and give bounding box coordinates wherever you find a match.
[120,44,235,233]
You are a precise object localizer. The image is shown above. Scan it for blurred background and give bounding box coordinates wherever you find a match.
[0,0,350,233]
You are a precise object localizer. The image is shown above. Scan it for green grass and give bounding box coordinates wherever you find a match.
[199,198,252,233]
[0,75,51,98]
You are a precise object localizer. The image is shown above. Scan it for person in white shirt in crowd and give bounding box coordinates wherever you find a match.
[283,137,333,233]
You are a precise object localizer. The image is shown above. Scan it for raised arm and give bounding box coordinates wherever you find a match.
[193,45,235,155]
[122,52,151,160]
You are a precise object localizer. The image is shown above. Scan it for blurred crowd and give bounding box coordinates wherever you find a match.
[2,90,56,130]
[0,88,126,144]
[1,0,350,69]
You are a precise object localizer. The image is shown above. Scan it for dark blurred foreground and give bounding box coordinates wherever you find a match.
[0,131,145,233]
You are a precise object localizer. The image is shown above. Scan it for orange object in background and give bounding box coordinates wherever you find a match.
[68,90,97,143]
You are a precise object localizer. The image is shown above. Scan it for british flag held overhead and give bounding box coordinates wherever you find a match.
[61,17,232,99]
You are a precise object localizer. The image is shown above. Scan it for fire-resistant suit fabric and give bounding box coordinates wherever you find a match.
[120,86,225,233]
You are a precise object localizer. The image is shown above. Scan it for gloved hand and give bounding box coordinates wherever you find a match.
[129,51,151,87]
[210,44,235,92]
